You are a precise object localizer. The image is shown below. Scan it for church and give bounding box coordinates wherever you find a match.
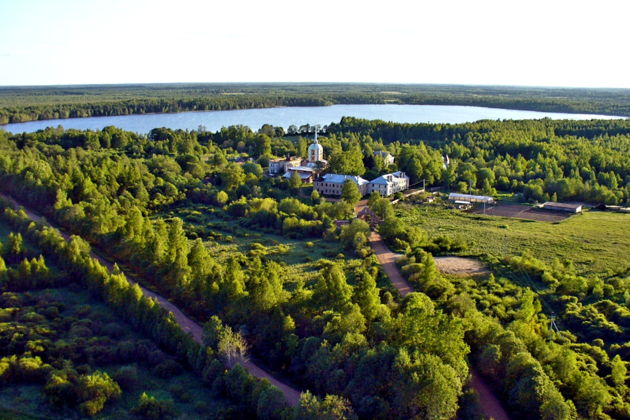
[275,132,327,182]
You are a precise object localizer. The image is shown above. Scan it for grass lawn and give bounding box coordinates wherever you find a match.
[398,202,630,279]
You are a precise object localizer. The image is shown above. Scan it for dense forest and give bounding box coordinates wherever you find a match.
[0,117,628,418]
[2,83,630,124]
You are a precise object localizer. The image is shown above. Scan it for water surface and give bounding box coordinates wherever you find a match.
[2,104,624,134]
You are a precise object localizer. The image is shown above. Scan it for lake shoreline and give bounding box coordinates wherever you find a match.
[2,103,626,134]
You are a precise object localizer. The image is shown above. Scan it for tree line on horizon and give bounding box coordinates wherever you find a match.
[3,83,630,124]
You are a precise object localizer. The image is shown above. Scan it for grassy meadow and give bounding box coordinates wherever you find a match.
[398,202,630,279]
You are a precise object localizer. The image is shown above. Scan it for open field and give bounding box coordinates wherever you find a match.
[470,203,573,222]
[398,203,630,279]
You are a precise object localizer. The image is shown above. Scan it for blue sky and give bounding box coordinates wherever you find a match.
[1,0,629,87]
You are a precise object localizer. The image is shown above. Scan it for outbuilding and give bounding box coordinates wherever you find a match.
[448,193,495,204]
[541,202,583,213]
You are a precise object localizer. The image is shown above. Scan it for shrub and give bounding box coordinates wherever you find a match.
[113,365,138,390]
[76,371,122,417]
[131,392,177,420]
[152,359,183,379]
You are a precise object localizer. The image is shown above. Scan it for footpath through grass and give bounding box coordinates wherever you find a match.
[398,203,630,279]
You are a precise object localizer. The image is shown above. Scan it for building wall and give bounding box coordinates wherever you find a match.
[368,175,409,196]
[269,159,301,175]
[314,180,368,196]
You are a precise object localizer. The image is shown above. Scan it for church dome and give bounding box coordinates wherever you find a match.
[307,133,324,162]
[308,142,323,153]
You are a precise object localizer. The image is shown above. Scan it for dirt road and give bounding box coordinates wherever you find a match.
[368,230,510,420]
[368,231,413,297]
[0,194,302,407]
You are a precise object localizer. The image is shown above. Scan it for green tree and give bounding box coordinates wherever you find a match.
[338,219,370,256]
[0,256,6,282]
[297,136,308,158]
[214,190,229,206]
[611,355,627,387]
[353,267,384,321]
[289,170,302,190]
[223,258,247,300]
[131,392,177,420]
[77,371,122,417]
[370,197,394,219]
[329,145,365,176]
[219,163,246,191]
[7,232,23,258]
[248,260,285,312]
[217,326,249,368]
[297,392,356,420]
[341,180,362,205]
[253,134,272,157]
[312,263,353,311]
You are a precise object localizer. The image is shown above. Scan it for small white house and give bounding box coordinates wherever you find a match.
[373,150,395,166]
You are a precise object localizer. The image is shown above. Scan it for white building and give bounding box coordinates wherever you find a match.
[269,156,302,175]
[369,171,409,196]
[314,173,370,197]
[373,150,395,166]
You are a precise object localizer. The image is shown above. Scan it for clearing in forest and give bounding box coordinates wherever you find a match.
[398,203,630,278]
[434,256,489,276]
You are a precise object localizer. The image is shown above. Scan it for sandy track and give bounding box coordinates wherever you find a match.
[368,230,510,420]
[434,256,490,276]
[0,193,302,407]
[368,231,413,297]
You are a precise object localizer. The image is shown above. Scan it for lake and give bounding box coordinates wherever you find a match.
[1,104,625,134]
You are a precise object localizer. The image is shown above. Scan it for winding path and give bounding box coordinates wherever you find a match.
[368,230,511,420]
[0,193,302,407]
